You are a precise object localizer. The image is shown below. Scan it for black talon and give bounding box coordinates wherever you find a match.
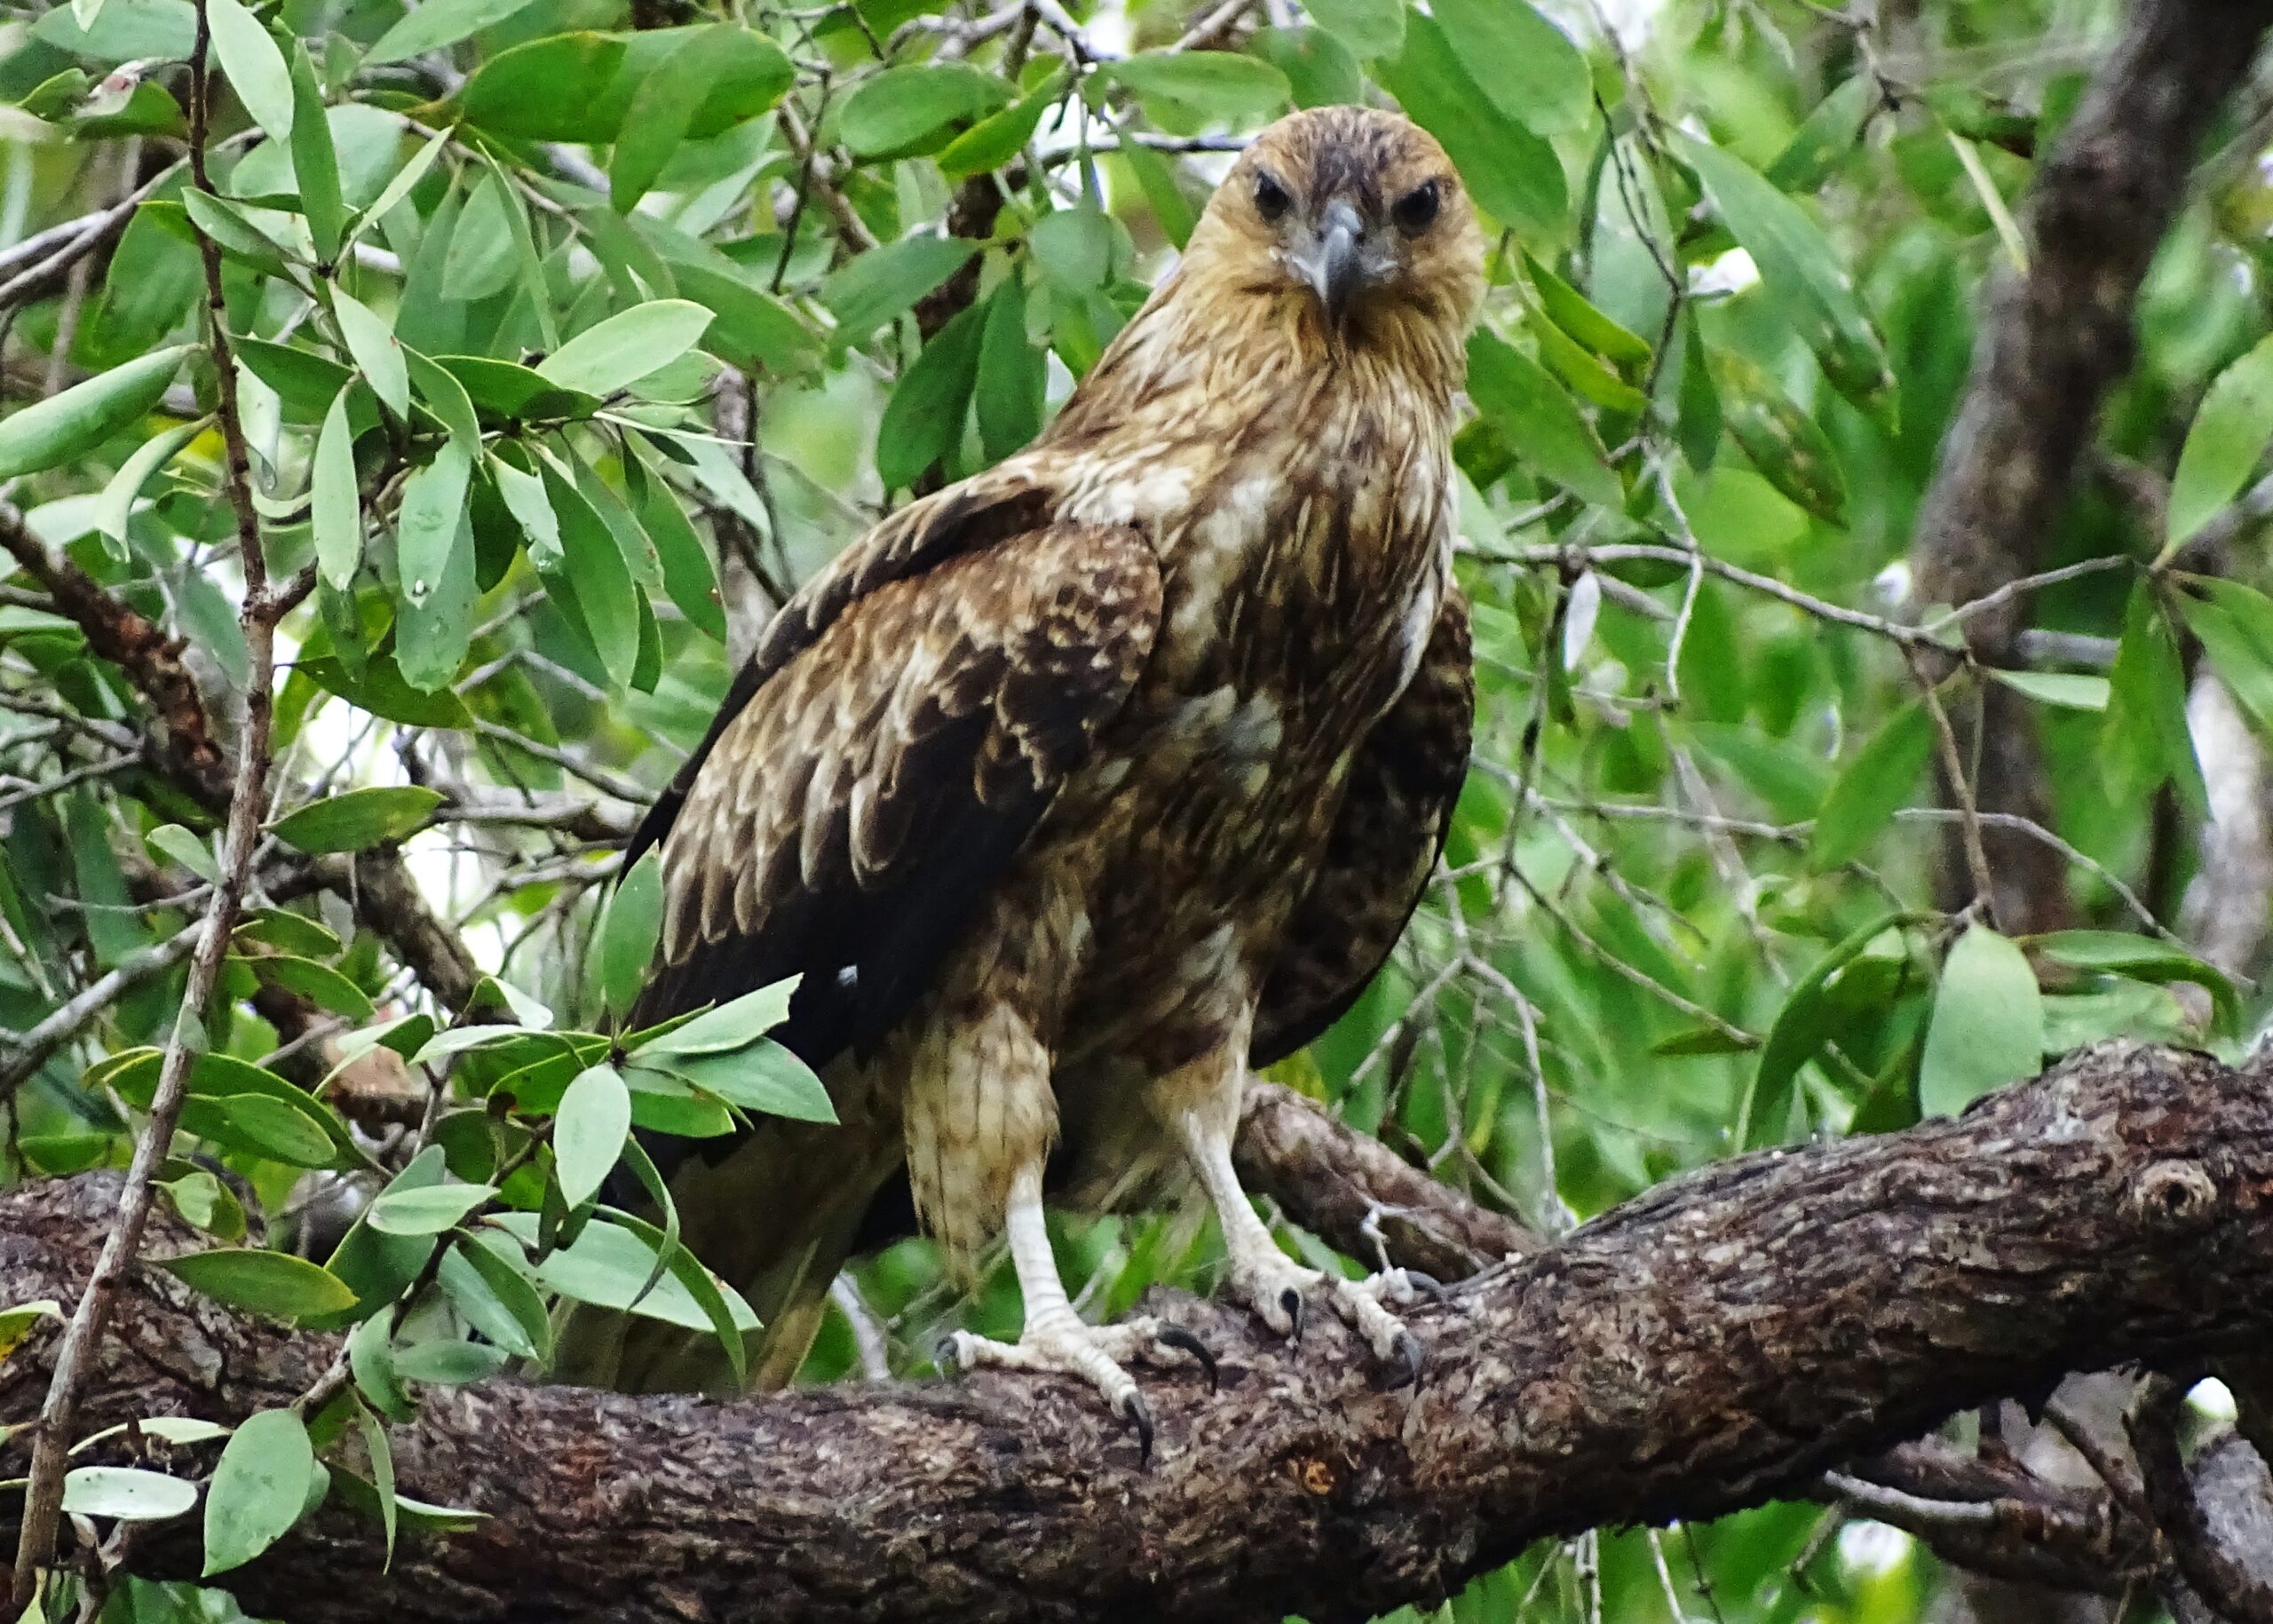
[1403,1271,1449,1304]
[1387,1329,1425,1390]
[1281,1287,1306,1343]
[1157,1323,1218,1392]
[933,1334,963,1376]
[1117,1390,1156,1468]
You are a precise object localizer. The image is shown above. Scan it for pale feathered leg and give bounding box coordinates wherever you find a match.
[1169,1074,1431,1386]
[939,1161,1216,1461]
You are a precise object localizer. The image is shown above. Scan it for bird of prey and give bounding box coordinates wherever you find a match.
[576,105,1484,1441]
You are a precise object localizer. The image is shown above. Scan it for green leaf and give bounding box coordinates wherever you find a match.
[299,653,473,729]
[2103,582,2206,813]
[73,1415,234,1453]
[1026,204,1113,292]
[1739,910,1913,1148]
[1709,350,1847,526]
[2168,332,2273,551]
[1117,137,1197,250]
[353,124,450,248]
[490,1211,761,1333]
[1304,0,1403,59]
[95,417,203,549]
[202,1409,314,1574]
[539,458,641,688]
[235,907,342,958]
[395,440,476,689]
[349,1313,412,1422]
[147,821,220,884]
[822,236,977,345]
[610,30,719,210]
[1675,132,1897,428]
[2179,579,2273,733]
[440,169,520,304]
[2034,930,2237,1034]
[600,850,664,1018]
[975,275,1045,463]
[629,976,797,1058]
[209,1092,338,1167]
[312,386,362,589]
[250,954,376,1021]
[34,0,196,63]
[839,62,1007,158]
[235,337,352,420]
[332,288,408,419]
[441,1234,551,1362]
[1254,26,1364,110]
[160,1168,247,1239]
[876,297,985,489]
[1808,701,1932,871]
[1986,669,2111,711]
[638,1042,835,1123]
[162,1248,359,1319]
[1431,0,1589,135]
[627,448,724,642]
[1465,331,1619,504]
[537,299,713,397]
[553,1062,631,1208]
[352,1399,397,1565]
[1525,252,1650,364]
[365,0,543,65]
[61,1466,198,1522]
[288,42,345,265]
[1107,50,1289,122]
[270,785,444,853]
[1919,924,2043,1117]
[1766,75,1875,192]
[455,31,629,139]
[939,79,1060,181]
[366,1181,496,1236]
[0,345,189,480]
[206,0,293,146]
[1376,12,1564,237]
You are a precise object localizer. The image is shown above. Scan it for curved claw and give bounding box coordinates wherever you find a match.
[1281,1287,1306,1344]
[1117,1389,1156,1468]
[1156,1323,1219,1392]
[933,1333,964,1377]
[1401,1271,1449,1305]
[1386,1328,1425,1390]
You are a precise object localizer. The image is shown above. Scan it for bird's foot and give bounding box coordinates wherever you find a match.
[938,1311,1216,1462]
[1227,1248,1439,1388]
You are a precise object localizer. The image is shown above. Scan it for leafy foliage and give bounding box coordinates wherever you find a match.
[0,0,2268,1618]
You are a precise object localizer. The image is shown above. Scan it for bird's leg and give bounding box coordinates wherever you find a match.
[1171,1090,1432,1386]
[938,1161,1216,1457]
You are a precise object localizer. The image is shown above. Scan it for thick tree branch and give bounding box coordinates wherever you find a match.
[4,1042,2269,1622]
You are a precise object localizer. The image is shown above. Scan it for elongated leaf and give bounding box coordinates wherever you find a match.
[207,1091,337,1166]
[2035,930,2237,1034]
[1739,911,1913,1148]
[440,169,521,304]
[367,1181,495,1236]
[1305,0,1402,58]
[630,976,798,1058]
[312,386,361,588]
[250,954,376,1021]
[840,62,1007,158]
[2104,582,2207,813]
[877,297,985,489]
[1432,0,1588,135]
[1376,12,1563,237]
[289,42,345,264]
[445,1233,552,1362]
[95,417,202,548]
[537,300,713,396]
[2169,332,2273,551]
[611,31,719,209]
[600,851,664,1018]
[270,785,444,853]
[366,0,543,65]
[62,1466,199,1522]
[554,1062,631,1208]
[332,288,409,418]
[1986,669,2111,711]
[1919,924,2043,1117]
[822,236,976,345]
[203,1409,314,1574]
[1107,50,1288,120]
[539,459,640,687]
[147,821,218,883]
[396,442,476,690]
[0,345,189,480]
[645,1041,835,1123]
[1466,331,1620,504]
[1809,701,1932,871]
[162,1248,359,1319]
[206,0,293,145]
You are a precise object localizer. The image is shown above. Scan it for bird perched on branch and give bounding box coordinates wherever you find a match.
[566,105,1483,1446]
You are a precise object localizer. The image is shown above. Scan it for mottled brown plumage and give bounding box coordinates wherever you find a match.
[582,105,1485,1416]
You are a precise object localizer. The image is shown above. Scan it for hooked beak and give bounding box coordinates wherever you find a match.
[1303,199,1367,327]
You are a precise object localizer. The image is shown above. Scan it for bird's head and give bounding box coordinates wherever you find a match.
[1183,106,1485,360]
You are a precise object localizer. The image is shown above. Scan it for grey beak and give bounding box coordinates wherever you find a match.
[1312,199,1366,326]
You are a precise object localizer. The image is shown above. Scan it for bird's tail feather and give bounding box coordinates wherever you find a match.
[550,1116,899,1395]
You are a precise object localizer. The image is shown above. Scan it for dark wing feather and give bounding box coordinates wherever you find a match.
[1250,590,1473,1066]
[630,519,1160,1069]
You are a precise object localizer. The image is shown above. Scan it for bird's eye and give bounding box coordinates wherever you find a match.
[1254,171,1292,223]
[1392,179,1441,237]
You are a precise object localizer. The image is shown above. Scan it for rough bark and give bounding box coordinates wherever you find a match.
[4,1041,2269,1623]
[1907,0,2273,934]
